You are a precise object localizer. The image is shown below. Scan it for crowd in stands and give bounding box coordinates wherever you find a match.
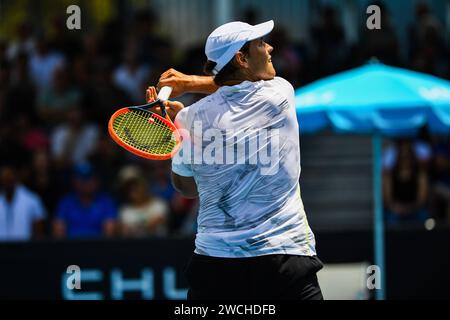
[383,133,450,225]
[0,2,449,241]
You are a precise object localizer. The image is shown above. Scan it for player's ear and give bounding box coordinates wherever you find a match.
[235,52,248,68]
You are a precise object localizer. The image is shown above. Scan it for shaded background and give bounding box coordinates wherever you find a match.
[0,0,449,299]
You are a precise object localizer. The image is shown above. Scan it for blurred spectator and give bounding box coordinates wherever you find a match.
[383,139,429,224]
[89,132,126,194]
[383,136,432,169]
[0,162,46,241]
[146,161,197,233]
[6,21,35,61]
[310,5,347,78]
[113,40,150,103]
[37,64,81,125]
[117,165,143,188]
[53,163,117,239]
[15,113,49,153]
[25,149,60,236]
[430,137,450,221]
[148,161,177,201]
[50,106,99,168]
[29,36,65,93]
[119,176,169,237]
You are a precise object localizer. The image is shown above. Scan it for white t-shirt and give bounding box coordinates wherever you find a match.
[0,185,46,241]
[119,198,168,237]
[172,77,317,258]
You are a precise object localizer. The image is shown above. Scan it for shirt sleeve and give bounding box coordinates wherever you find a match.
[273,77,295,106]
[172,109,194,177]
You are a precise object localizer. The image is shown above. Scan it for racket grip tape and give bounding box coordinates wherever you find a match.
[158,86,173,101]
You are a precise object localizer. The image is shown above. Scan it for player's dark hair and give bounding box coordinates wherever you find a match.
[203,41,251,86]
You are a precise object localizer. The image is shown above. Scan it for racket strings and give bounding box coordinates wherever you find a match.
[112,109,176,155]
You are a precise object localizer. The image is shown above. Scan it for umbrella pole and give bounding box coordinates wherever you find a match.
[372,134,386,300]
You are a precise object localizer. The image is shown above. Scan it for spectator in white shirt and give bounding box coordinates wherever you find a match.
[119,176,169,237]
[51,106,99,168]
[0,162,46,241]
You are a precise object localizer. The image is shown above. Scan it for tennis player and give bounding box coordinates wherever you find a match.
[148,20,323,300]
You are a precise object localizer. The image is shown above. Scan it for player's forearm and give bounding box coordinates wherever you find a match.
[157,69,219,97]
[188,75,219,95]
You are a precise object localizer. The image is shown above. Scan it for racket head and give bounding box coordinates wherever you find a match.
[108,105,181,160]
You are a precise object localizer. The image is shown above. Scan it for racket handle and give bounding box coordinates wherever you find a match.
[158,86,173,101]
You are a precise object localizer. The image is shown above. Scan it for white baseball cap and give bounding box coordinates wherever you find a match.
[205,20,274,75]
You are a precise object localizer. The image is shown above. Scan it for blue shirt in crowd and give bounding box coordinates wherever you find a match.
[56,192,117,238]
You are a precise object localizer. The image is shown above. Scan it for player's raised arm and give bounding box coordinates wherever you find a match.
[156,68,219,97]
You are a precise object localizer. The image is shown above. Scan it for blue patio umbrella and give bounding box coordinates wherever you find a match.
[295,62,450,299]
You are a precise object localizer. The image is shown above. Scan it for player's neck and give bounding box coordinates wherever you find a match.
[222,79,245,86]
[222,73,258,86]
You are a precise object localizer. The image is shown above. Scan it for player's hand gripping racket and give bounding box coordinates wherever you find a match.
[108,86,181,160]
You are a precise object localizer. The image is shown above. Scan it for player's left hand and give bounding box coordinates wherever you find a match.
[146,86,184,120]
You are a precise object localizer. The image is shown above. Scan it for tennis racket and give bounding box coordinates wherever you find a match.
[108,86,181,160]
